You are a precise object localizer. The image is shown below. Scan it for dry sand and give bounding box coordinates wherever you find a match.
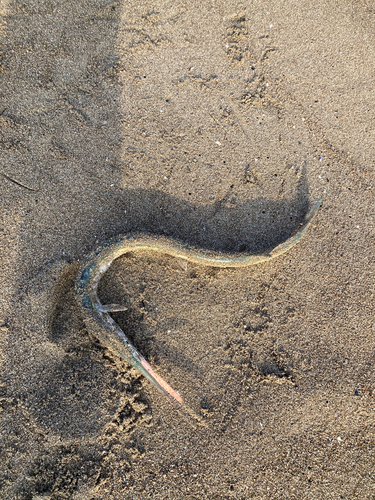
[1,0,374,498]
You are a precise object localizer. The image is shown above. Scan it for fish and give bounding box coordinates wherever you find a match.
[76,199,322,424]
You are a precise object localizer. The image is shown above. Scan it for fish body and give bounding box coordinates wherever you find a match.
[76,199,322,421]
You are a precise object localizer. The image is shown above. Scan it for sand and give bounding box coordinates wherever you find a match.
[1,0,374,498]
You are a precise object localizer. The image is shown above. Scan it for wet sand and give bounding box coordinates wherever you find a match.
[1,0,374,498]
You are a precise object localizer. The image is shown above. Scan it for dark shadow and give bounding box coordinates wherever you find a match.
[24,354,121,439]
[75,170,310,260]
[0,2,135,498]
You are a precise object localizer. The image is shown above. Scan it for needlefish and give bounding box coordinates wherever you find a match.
[76,199,322,424]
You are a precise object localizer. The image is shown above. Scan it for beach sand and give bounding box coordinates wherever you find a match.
[1,0,374,498]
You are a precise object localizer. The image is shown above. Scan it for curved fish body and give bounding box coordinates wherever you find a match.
[75,199,322,421]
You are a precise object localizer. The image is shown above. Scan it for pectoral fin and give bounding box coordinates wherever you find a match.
[97,304,128,312]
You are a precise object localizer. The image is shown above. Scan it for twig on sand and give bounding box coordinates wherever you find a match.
[2,172,37,192]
